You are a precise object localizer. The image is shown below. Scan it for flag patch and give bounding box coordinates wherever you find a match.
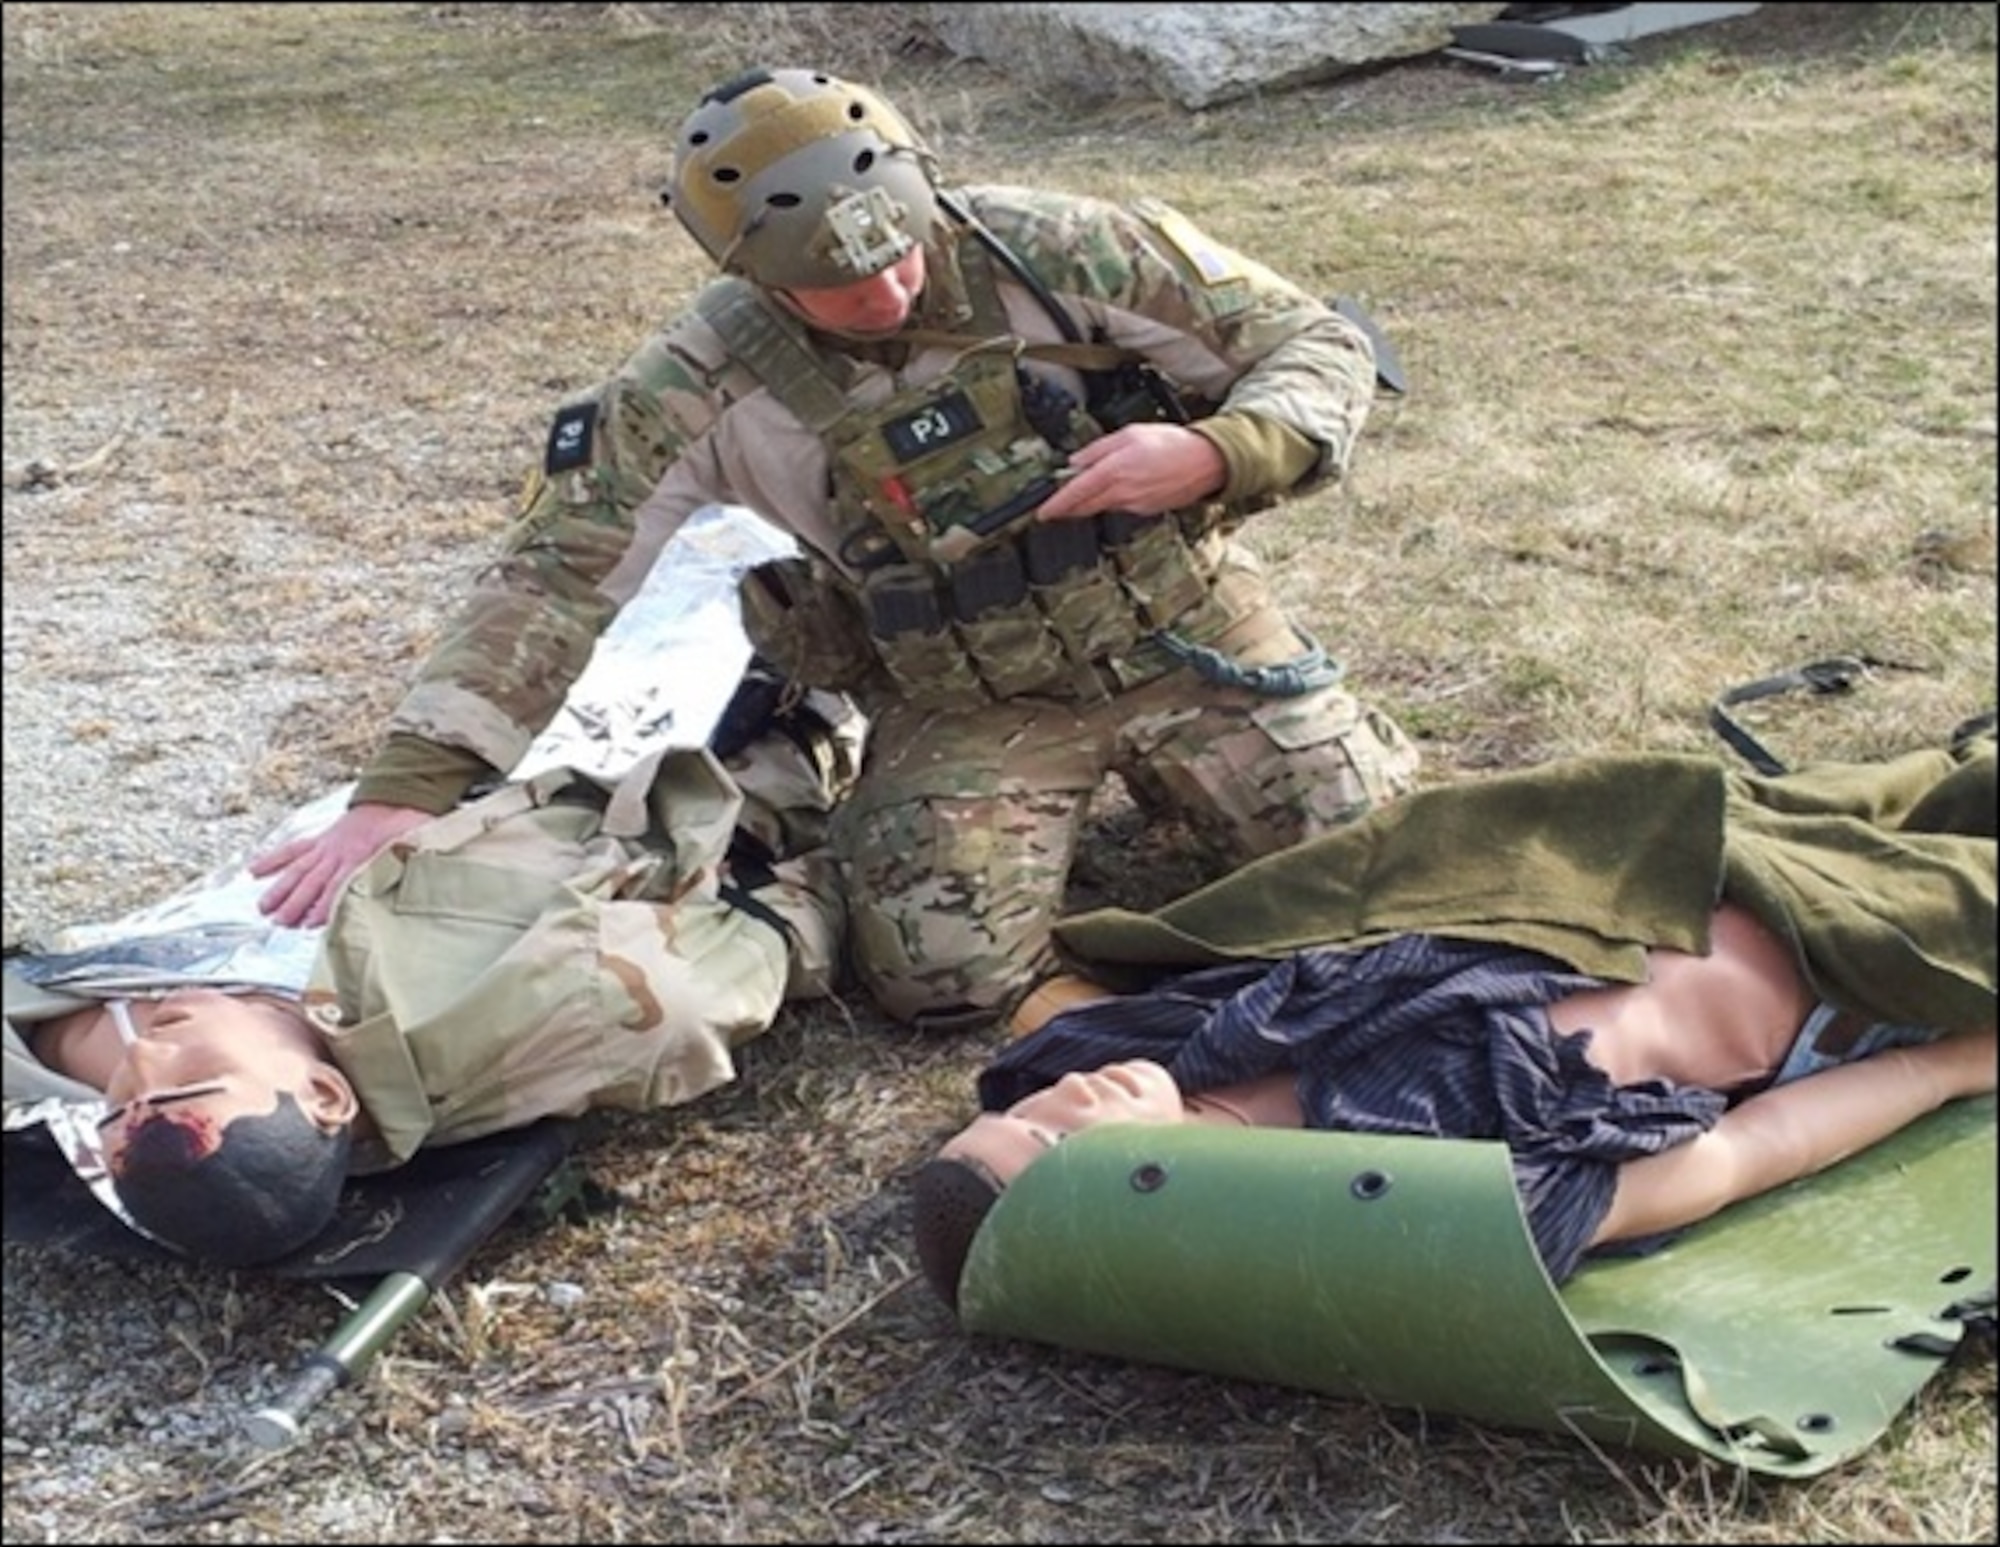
[1134,198,1246,288]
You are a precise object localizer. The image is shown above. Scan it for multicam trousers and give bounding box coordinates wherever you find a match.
[833,663,1420,1029]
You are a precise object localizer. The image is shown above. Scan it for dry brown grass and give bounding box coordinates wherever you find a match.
[3,3,1994,1543]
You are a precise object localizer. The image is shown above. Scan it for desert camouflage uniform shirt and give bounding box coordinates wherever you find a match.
[5,733,846,1175]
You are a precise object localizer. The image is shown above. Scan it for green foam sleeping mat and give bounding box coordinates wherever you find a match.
[954,1094,1994,1476]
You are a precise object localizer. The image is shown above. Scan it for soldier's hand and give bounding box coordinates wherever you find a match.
[1031,423,1225,522]
[249,803,435,929]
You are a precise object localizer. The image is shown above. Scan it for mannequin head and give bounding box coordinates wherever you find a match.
[912,1060,1187,1310]
[98,990,359,1265]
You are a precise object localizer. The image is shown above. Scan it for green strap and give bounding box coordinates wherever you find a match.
[1153,623,1344,698]
[694,281,853,433]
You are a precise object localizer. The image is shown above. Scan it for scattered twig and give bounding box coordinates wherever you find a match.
[132,1473,282,1533]
[695,1269,919,1421]
[503,1375,665,1416]
[66,428,128,479]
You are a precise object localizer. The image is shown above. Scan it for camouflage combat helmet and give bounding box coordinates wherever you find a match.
[664,67,939,291]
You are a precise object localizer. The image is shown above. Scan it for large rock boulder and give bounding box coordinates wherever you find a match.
[927,2,1511,109]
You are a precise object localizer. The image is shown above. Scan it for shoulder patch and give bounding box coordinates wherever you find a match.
[1131,199,1246,288]
[545,402,596,474]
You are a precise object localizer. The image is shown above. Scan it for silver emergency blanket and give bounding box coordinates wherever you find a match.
[5,504,799,1222]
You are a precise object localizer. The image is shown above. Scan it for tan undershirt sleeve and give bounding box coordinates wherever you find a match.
[350,733,495,815]
[1187,409,1323,506]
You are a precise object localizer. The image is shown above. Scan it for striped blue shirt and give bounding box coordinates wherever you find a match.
[979,936,1729,1283]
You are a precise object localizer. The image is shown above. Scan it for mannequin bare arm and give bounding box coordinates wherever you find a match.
[1593,1027,1997,1250]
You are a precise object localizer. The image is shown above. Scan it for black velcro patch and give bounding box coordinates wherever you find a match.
[545,403,596,473]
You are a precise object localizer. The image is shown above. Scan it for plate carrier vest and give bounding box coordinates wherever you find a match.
[700,230,1295,710]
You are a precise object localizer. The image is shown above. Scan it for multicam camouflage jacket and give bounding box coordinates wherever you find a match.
[360,185,1382,813]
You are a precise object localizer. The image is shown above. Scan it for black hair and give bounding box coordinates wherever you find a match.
[909,1156,1005,1313]
[112,1090,352,1268]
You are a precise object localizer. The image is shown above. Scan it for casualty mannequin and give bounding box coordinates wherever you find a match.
[4,687,854,1267]
[912,727,1998,1306]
